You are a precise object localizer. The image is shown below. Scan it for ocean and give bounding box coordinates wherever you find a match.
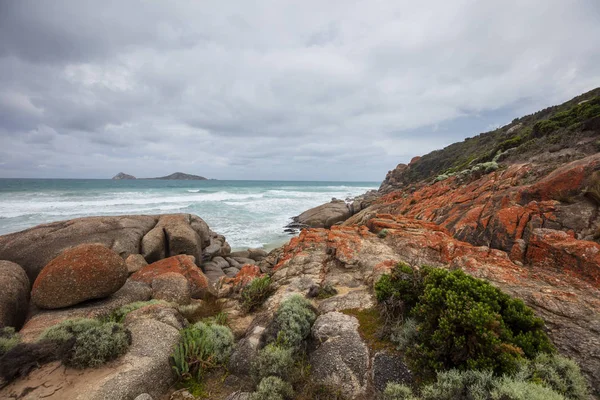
[0,179,378,250]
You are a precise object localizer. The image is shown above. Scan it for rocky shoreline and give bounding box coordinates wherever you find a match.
[1,91,600,399]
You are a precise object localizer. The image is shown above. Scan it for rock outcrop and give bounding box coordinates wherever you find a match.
[31,244,128,309]
[0,260,30,329]
[112,172,136,180]
[0,214,228,285]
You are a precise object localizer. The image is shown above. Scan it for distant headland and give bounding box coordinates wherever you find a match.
[112,172,208,180]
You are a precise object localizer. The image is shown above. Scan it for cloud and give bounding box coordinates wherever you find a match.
[0,0,599,180]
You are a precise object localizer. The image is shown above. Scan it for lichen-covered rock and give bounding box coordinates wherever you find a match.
[0,260,30,328]
[228,325,265,376]
[31,244,128,309]
[151,272,191,305]
[310,312,369,399]
[131,255,208,298]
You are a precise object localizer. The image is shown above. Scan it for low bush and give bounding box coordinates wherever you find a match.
[170,321,234,382]
[390,318,419,351]
[523,353,589,399]
[375,266,554,379]
[38,318,132,369]
[0,327,20,356]
[251,376,294,400]
[383,367,573,400]
[378,229,389,238]
[241,276,274,313]
[253,343,295,382]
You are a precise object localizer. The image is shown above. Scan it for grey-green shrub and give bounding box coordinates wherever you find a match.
[38,318,131,368]
[194,321,234,364]
[272,294,316,349]
[251,376,294,400]
[390,318,419,351]
[420,369,496,400]
[383,383,418,400]
[0,327,20,356]
[253,343,295,382]
[491,377,565,400]
[524,353,589,400]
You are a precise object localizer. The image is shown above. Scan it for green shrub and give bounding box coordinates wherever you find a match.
[108,299,170,323]
[420,369,496,399]
[524,353,589,399]
[410,268,553,377]
[170,321,234,381]
[253,343,295,382]
[532,120,560,137]
[376,266,554,380]
[383,383,418,400]
[38,318,131,368]
[0,327,21,356]
[375,263,423,313]
[241,276,274,313]
[271,295,316,349]
[251,376,294,400]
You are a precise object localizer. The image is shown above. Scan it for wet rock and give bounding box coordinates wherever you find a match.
[31,244,128,309]
[0,260,29,329]
[291,199,352,228]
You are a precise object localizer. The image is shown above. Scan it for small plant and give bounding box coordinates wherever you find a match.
[378,229,389,238]
[241,276,274,313]
[38,318,131,368]
[251,376,294,400]
[269,295,316,349]
[170,321,234,382]
[383,383,418,400]
[253,343,295,382]
[107,299,171,323]
[0,327,21,356]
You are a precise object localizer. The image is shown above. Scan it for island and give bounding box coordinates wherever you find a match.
[111,172,208,180]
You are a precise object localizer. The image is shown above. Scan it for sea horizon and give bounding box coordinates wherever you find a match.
[0,178,379,250]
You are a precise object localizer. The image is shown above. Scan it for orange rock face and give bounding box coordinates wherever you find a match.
[131,255,208,298]
[31,244,128,309]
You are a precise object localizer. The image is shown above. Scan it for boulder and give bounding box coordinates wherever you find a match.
[228,325,265,376]
[131,255,208,299]
[293,200,352,228]
[151,272,191,305]
[126,254,148,275]
[31,244,128,309]
[247,248,268,261]
[0,261,30,329]
[142,215,203,264]
[372,351,412,392]
[124,303,187,330]
[310,312,369,399]
[0,215,157,284]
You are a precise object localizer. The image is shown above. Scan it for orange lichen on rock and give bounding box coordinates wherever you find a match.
[131,254,208,297]
[526,229,600,287]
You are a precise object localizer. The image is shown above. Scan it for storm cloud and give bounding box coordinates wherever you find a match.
[0,0,599,180]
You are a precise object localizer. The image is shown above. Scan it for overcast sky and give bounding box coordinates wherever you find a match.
[0,1,599,181]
